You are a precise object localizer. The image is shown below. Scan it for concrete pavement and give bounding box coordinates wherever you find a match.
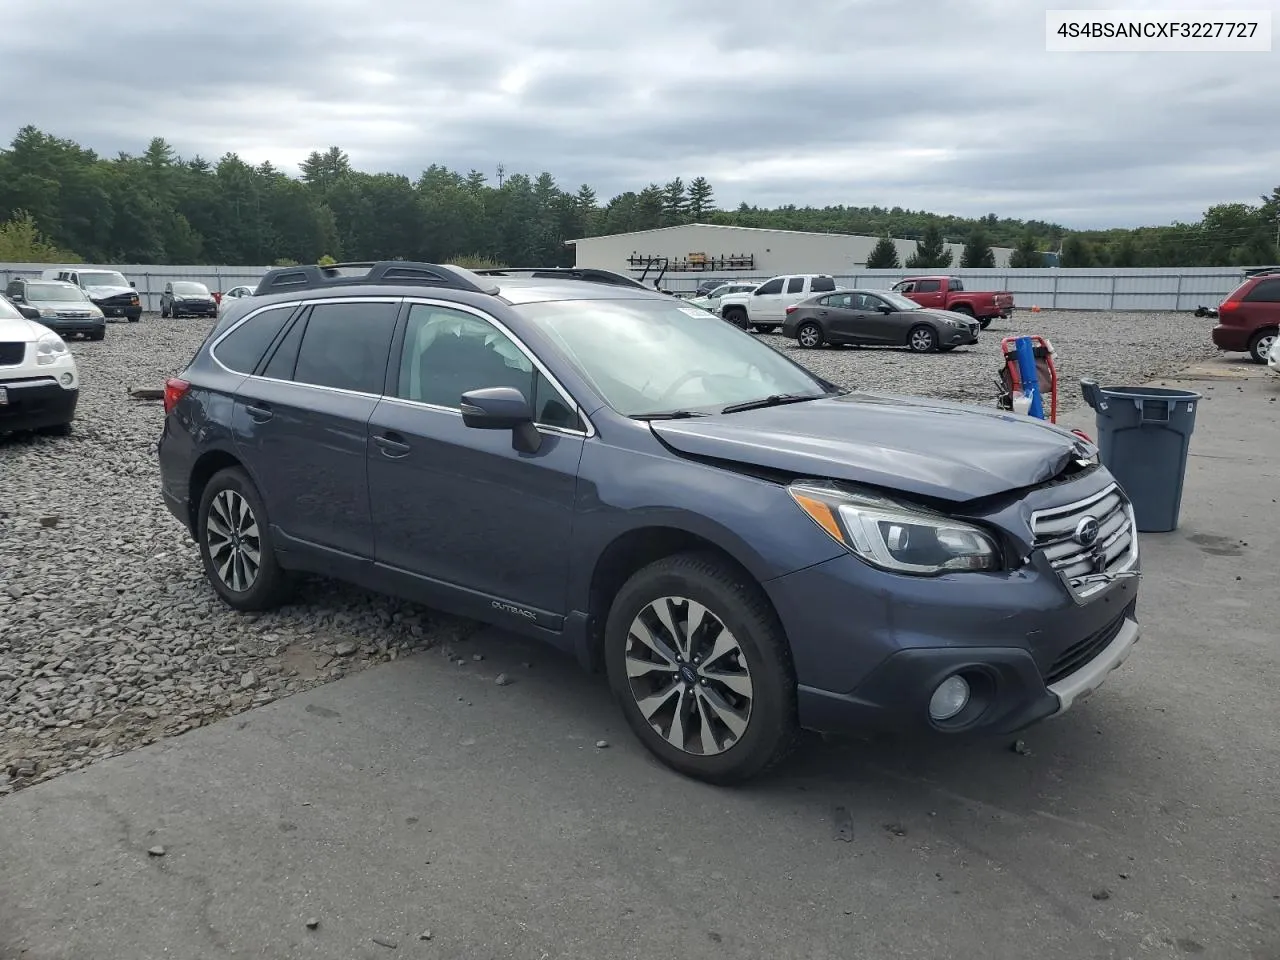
[2,360,1277,960]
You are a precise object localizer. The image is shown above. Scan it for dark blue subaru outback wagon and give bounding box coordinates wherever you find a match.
[158,261,1142,784]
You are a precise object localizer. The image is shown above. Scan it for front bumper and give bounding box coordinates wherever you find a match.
[95,300,142,319]
[35,317,105,336]
[944,324,980,345]
[765,549,1141,740]
[172,302,218,316]
[0,377,78,432]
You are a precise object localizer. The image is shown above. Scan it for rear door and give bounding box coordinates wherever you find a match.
[365,300,586,624]
[819,293,860,341]
[912,278,945,309]
[231,298,400,565]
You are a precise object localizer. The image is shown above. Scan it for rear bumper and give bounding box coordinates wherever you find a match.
[1211,324,1251,351]
[0,377,78,432]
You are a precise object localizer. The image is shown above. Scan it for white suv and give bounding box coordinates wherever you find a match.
[0,296,80,436]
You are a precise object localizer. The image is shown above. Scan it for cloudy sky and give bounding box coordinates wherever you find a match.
[1,0,1276,228]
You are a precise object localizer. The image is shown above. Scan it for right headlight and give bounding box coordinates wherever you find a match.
[788,482,1002,575]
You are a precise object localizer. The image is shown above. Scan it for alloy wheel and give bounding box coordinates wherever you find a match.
[798,323,821,347]
[1253,331,1276,363]
[624,596,754,756]
[205,489,262,592]
[910,327,936,351]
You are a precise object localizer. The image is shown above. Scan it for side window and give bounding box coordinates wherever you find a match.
[262,313,307,380]
[915,279,941,293]
[810,276,835,293]
[754,278,784,296]
[1244,279,1280,302]
[896,282,914,294]
[292,301,399,394]
[211,306,296,374]
[397,304,535,410]
[533,370,583,431]
[949,278,964,291]
[786,277,805,294]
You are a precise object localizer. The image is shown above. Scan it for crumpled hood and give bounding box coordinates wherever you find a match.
[650,391,1093,502]
[84,285,134,299]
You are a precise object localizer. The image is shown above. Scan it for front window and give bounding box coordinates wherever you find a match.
[26,283,87,302]
[173,282,210,296]
[78,271,130,287]
[515,298,838,418]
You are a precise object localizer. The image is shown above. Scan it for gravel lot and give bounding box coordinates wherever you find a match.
[0,309,1218,793]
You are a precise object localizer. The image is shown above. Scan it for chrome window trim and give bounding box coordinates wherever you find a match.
[396,297,596,438]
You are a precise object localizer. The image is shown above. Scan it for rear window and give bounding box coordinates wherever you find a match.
[1243,278,1280,302]
[292,301,399,394]
[915,279,941,292]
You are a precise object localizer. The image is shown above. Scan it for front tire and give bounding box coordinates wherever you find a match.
[1248,327,1277,365]
[796,321,823,348]
[722,307,749,330]
[604,552,799,785]
[197,467,292,611]
[908,324,939,353]
[979,318,992,330]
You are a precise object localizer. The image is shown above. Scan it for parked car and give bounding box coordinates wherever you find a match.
[717,274,838,332]
[891,276,1014,329]
[161,281,219,319]
[687,281,762,313]
[41,267,142,321]
[782,289,980,352]
[694,279,734,297]
[220,284,257,306]
[1211,269,1279,364]
[158,260,1141,785]
[1267,330,1280,376]
[4,278,106,340]
[0,294,79,436]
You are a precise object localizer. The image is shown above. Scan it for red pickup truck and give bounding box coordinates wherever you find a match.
[891,276,1014,329]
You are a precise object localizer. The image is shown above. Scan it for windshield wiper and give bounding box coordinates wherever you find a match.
[720,393,826,414]
[632,410,710,420]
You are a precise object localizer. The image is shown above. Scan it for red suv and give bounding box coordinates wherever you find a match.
[1212,270,1280,364]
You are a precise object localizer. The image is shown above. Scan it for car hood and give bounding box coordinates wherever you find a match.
[718,293,751,306]
[919,307,976,323]
[84,285,134,298]
[26,298,95,311]
[0,312,47,342]
[649,391,1093,503]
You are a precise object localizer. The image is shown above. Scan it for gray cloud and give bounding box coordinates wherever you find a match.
[1,0,1276,228]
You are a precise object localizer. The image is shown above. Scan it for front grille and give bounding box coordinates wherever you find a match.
[0,342,25,366]
[1044,601,1135,685]
[56,311,93,319]
[1030,481,1138,600]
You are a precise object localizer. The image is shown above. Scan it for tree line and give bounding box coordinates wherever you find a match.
[0,125,1276,269]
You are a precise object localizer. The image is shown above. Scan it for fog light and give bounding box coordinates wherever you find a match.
[929,675,970,721]
[59,373,74,386]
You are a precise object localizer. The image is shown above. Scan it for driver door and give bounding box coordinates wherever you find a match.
[855,294,900,344]
[750,277,786,323]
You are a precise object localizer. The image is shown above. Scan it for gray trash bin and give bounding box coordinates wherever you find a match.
[1079,378,1201,533]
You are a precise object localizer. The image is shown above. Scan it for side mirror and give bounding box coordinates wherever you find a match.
[460,386,541,452]
[129,281,136,288]
[877,304,894,313]
[10,293,24,302]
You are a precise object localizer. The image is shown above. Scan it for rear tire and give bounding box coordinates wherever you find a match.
[604,551,799,785]
[796,321,823,348]
[908,324,939,353]
[1248,327,1277,365]
[197,467,292,611]
[950,305,975,318]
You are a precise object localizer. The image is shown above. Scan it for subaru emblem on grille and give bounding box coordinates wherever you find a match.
[1073,516,1100,546]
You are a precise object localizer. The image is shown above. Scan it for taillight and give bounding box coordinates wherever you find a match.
[785,305,798,314]
[163,377,190,414]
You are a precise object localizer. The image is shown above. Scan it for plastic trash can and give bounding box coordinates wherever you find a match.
[1080,378,1201,533]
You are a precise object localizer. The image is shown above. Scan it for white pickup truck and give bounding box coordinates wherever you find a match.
[717,274,837,332]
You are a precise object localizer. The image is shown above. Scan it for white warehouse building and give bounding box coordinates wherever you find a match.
[566,223,1015,285]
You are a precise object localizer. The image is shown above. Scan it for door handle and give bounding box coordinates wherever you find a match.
[818,310,828,316]
[374,433,411,457]
[245,403,273,422]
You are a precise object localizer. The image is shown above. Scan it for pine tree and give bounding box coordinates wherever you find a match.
[1008,230,1043,268]
[661,178,687,225]
[865,234,900,269]
[960,228,996,268]
[905,223,952,268]
[687,177,714,219]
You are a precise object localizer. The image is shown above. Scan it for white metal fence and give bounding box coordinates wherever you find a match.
[0,262,1252,313]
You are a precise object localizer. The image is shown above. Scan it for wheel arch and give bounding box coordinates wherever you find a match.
[187,447,246,532]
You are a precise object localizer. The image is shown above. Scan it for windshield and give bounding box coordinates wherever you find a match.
[27,283,87,302]
[173,282,209,295]
[515,298,836,417]
[875,291,923,311]
[80,271,129,287]
[710,284,753,298]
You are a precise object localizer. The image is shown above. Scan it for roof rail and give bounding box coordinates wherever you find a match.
[1242,265,1280,277]
[471,267,652,290]
[253,260,501,296]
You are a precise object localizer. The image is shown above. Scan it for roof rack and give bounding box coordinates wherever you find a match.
[253,260,501,297]
[471,267,652,290]
[1242,266,1280,277]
